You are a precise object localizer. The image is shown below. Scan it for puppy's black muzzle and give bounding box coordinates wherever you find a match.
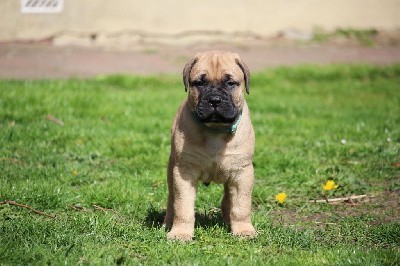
[195,88,238,124]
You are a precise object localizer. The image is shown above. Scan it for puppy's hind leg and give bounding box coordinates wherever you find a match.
[221,183,231,225]
[163,156,174,229]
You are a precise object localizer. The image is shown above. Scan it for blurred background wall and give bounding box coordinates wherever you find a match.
[1,0,400,44]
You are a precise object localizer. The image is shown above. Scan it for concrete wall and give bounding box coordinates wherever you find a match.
[1,0,400,42]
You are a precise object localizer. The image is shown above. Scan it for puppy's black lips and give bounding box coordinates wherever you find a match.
[196,111,238,124]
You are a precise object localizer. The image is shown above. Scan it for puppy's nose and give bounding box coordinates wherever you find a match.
[209,95,222,107]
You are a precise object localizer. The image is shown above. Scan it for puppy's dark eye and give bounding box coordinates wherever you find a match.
[226,80,238,89]
[193,79,207,88]
[195,80,204,87]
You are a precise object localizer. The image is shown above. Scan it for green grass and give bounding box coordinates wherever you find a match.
[1,64,399,265]
[313,28,379,46]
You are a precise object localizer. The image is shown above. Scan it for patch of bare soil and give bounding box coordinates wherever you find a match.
[271,190,400,228]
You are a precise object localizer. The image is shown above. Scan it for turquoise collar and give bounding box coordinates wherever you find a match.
[229,112,242,134]
[192,111,243,134]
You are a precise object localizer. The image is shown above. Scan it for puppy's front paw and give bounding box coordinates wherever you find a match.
[231,223,257,238]
[167,229,193,242]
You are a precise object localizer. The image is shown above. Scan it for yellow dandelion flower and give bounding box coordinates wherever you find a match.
[275,192,287,204]
[72,169,79,176]
[323,180,338,191]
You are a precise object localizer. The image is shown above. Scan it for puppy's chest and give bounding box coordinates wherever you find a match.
[198,137,242,183]
[204,136,226,154]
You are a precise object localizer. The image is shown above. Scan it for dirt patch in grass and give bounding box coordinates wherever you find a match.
[270,190,400,228]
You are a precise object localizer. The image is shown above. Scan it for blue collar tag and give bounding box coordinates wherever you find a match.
[229,112,242,134]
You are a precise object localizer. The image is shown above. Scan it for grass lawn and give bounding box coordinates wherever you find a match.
[1,64,399,265]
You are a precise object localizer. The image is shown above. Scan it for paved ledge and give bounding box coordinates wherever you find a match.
[1,43,399,79]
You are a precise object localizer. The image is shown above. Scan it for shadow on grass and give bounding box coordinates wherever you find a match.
[144,205,227,230]
[144,206,165,229]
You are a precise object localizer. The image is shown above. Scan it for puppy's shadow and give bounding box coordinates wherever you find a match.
[143,206,165,229]
[144,206,227,230]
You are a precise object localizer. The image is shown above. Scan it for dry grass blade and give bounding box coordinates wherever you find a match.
[309,194,369,203]
[0,200,56,218]
[46,114,64,126]
[0,158,22,164]
[92,204,113,212]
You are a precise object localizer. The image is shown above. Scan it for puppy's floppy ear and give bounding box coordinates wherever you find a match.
[183,57,198,92]
[235,58,250,94]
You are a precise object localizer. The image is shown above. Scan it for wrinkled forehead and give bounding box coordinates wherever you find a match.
[190,53,243,81]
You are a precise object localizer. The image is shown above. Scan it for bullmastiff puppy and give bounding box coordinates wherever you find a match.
[164,51,256,241]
